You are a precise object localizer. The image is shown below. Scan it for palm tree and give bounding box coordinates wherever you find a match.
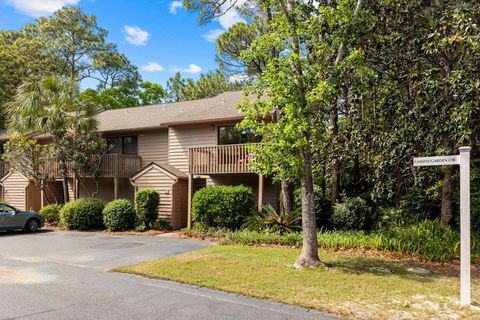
[6,75,98,202]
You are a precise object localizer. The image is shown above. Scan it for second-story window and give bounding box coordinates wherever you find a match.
[107,136,138,155]
[218,125,261,145]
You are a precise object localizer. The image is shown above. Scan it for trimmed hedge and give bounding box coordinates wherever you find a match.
[60,198,105,230]
[135,188,160,228]
[103,199,136,231]
[39,203,63,225]
[192,185,255,230]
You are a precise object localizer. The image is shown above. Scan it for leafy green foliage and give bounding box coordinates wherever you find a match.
[135,188,160,228]
[192,185,255,230]
[80,81,166,109]
[2,136,52,187]
[60,198,105,230]
[166,70,242,102]
[331,197,374,231]
[39,204,63,225]
[219,220,480,262]
[243,204,301,234]
[102,199,136,231]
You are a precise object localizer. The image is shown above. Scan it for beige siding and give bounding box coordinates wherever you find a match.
[168,124,217,174]
[133,167,175,220]
[138,129,168,167]
[171,180,188,229]
[208,174,279,210]
[67,179,75,201]
[2,172,29,210]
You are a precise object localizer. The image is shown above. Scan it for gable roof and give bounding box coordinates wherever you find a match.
[96,91,248,133]
[130,162,188,182]
[0,91,250,140]
[0,171,29,183]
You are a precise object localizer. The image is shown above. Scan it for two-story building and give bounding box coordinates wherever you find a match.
[0,91,278,228]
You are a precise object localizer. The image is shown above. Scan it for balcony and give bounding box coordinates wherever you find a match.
[188,143,259,175]
[42,154,142,179]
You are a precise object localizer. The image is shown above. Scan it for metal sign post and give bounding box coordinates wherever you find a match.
[413,147,471,305]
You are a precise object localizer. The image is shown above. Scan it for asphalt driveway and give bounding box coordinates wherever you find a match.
[0,230,336,320]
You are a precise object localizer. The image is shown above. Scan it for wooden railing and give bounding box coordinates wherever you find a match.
[42,154,142,178]
[189,143,259,174]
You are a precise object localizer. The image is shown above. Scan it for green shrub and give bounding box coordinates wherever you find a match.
[135,188,160,228]
[60,198,105,230]
[39,204,63,225]
[243,204,301,234]
[331,196,374,230]
[103,199,135,231]
[381,220,461,261]
[150,219,170,231]
[192,185,255,230]
[219,220,480,262]
[398,185,441,225]
[294,186,332,229]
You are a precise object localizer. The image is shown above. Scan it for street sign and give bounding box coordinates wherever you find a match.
[413,147,471,305]
[413,155,459,167]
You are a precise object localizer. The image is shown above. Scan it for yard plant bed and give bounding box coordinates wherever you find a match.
[115,245,480,320]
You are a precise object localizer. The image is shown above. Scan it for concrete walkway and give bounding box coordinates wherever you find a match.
[0,230,338,319]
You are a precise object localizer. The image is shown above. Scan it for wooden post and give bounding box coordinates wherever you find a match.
[187,174,193,228]
[258,174,264,212]
[114,177,119,200]
[40,181,45,208]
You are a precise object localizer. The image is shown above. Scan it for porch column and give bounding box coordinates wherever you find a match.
[258,174,264,212]
[40,181,45,208]
[187,174,193,228]
[114,177,119,200]
[73,176,80,200]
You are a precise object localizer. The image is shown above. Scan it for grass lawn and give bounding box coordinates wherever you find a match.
[115,245,480,320]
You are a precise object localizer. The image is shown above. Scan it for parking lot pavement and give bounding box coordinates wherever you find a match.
[0,230,338,320]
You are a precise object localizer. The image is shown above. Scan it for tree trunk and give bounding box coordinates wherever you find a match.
[441,165,455,227]
[61,162,69,203]
[294,147,322,269]
[280,180,294,214]
[330,106,340,204]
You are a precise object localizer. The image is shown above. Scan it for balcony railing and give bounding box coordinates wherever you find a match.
[188,143,259,174]
[42,154,142,179]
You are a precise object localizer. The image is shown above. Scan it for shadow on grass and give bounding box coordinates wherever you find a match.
[324,255,438,282]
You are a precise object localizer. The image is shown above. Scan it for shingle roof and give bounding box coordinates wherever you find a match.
[0,91,249,140]
[96,90,248,133]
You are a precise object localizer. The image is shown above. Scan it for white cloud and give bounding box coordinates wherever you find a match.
[141,62,164,72]
[217,8,246,29]
[183,64,202,74]
[5,0,80,17]
[169,1,183,14]
[198,1,246,43]
[124,25,150,46]
[202,29,224,43]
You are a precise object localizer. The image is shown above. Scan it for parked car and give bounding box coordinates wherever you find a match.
[0,203,44,232]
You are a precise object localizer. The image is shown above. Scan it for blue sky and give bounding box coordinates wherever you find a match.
[0,0,245,88]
